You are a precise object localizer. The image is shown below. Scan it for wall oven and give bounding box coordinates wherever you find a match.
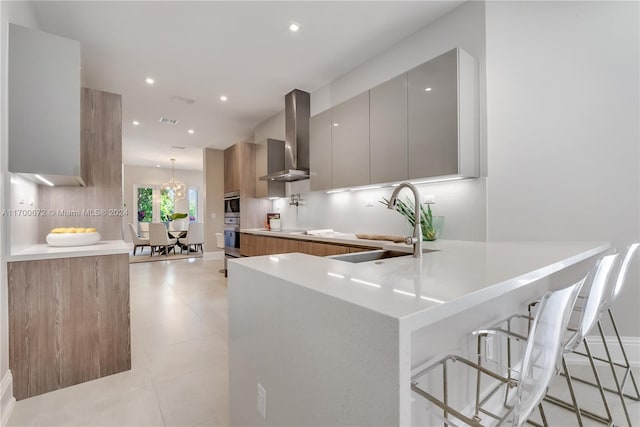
[224,216,241,258]
[224,191,240,217]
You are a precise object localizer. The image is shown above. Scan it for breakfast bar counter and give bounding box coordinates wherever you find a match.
[228,240,608,426]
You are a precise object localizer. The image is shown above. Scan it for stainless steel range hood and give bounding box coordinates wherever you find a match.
[259,89,310,182]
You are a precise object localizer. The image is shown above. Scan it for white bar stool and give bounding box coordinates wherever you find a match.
[411,278,585,426]
[568,243,639,426]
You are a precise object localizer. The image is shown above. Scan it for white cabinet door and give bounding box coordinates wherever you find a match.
[370,73,408,183]
[309,110,332,191]
[331,92,370,189]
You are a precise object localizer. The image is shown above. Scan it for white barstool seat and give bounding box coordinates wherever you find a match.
[482,253,620,426]
[411,279,584,426]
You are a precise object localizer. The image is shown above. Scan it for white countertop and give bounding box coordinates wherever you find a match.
[229,240,609,327]
[8,240,130,262]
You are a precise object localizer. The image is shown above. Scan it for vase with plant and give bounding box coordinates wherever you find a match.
[170,212,188,231]
[380,197,443,241]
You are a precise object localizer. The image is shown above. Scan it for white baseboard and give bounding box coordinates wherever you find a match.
[0,370,15,427]
[565,336,640,367]
[203,250,224,261]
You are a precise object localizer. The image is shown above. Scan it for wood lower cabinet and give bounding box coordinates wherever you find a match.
[240,233,375,257]
[8,254,130,400]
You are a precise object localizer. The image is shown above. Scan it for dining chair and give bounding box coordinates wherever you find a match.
[411,278,584,426]
[149,222,177,257]
[178,222,204,254]
[128,223,150,255]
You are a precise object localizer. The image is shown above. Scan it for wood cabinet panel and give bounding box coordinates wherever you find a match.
[331,92,370,188]
[296,241,350,257]
[8,254,130,400]
[240,233,254,257]
[264,236,299,255]
[224,144,239,193]
[242,234,376,258]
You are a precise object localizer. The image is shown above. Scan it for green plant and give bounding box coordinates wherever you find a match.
[380,197,438,241]
[170,212,188,221]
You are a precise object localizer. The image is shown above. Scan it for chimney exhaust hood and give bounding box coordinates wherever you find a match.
[259,89,310,182]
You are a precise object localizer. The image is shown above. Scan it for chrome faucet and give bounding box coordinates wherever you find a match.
[387,182,422,258]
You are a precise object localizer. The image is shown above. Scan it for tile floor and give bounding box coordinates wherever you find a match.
[6,257,640,426]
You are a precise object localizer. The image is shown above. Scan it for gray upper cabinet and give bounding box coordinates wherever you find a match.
[309,109,332,192]
[370,73,408,183]
[308,47,478,192]
[9,24,83,185]
[331,92,370,189]
[408,49,458,179]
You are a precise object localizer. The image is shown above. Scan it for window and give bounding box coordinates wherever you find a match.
[188,188,198,221]
[160,189,175,222]
[137,187,152,222]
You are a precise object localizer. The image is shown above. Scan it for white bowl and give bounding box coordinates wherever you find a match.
[46,232,101,247]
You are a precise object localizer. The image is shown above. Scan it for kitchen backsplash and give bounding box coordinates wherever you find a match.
[9,174,39,253]
[273,177,487,241]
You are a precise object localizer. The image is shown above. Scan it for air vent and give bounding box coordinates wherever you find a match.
[159,117,179,125]
[171,96,195,105]
[171,146,185,150]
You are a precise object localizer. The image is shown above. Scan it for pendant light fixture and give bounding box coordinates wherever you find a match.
[162,158,187,200]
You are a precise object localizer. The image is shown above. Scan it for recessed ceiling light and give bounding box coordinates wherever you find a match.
[187,129,195,134]
[145,77,155,85]
[220,95,228,102]
[132,121,140,126]
[156,164,160,168]
[425,87,432,92]
[332,123,339,127]
[289,22,301,32]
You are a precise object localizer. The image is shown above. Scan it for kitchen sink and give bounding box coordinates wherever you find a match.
[328,249,411,263]
[328,248,439,263]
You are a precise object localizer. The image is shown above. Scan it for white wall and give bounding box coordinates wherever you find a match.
[485,1,640,335]
[278,1,488,241]
[8,174,38,254]
[122,165,204,242]
[254,110,285,143]
[1,1,39,422]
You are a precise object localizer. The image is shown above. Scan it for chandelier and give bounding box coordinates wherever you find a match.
[162,158,187,200]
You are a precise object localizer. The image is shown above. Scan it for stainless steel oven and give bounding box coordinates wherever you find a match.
[224,216,241,258]
[224,191,240,218]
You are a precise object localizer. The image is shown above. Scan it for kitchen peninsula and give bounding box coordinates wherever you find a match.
[228,239,608,426]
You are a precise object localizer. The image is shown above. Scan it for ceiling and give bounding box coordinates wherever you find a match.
[31,1,463,171]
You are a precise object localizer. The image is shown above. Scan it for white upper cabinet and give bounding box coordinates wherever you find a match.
[8,24,82,185]
[331,92,370,189]
[370,73,408,183]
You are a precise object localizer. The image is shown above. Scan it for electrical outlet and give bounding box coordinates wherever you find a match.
[257,383,266,419]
